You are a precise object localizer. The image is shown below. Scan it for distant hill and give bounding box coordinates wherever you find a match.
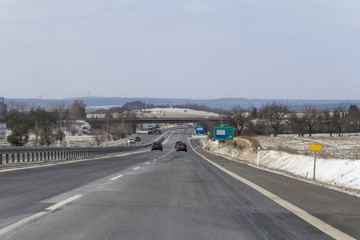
[4,97,360,111]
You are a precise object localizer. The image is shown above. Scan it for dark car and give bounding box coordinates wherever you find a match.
[151,141,163,151]
[176,143,187,152]
[175,141,182,148]
[135,136,141,141]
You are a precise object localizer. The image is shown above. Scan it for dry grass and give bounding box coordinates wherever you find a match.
[241,136,261,151]
[275,145,300,155]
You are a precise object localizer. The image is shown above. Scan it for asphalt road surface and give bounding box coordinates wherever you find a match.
[0,128,358,240]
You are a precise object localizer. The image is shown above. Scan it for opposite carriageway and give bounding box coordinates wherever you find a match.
[0,134,167,167]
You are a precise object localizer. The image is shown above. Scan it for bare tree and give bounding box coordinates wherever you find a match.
[303,106,320,137]
[320,109,337,137]
[290,112,307,137]
[260,103,290,137]
[332,105,347,136]
[226,107,250,136]
[348,105,360,132]
[68,100,87,120]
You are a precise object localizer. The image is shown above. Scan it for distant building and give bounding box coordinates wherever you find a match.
[0,97,7,117]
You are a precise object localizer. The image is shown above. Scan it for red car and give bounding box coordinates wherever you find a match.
[176,143,187,152]
[175,141,182,148]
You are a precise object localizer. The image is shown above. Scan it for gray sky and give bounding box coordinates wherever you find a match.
[1,0,359,100]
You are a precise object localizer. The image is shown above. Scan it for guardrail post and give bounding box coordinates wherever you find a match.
[0,154,3,165]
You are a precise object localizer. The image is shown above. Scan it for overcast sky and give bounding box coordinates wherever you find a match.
[1,0,359,100]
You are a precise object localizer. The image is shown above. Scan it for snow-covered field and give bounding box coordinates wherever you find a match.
[201,135,360,196]
[136,107,219,118]
[88,107,219,119]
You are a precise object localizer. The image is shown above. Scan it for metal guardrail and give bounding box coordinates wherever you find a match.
[0,144,151,166]
[0,130,170,167]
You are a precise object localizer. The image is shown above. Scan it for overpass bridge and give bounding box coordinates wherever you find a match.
[87,117,222,125]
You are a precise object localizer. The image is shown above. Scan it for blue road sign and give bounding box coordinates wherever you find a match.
[196,126,205,135]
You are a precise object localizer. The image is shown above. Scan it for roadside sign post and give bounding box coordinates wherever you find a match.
[257,147,261,166]
[310,144,322,180]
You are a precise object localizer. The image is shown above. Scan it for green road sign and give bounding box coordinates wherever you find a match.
[214,127,234,140]
[219,124,229,128]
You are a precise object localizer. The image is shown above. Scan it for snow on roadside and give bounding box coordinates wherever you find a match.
[201,137,360,195]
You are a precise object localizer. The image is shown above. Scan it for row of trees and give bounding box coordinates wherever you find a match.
[224,103,360,137]
[2,101,87,146]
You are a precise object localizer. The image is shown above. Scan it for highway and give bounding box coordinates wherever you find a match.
[0,128,359,240]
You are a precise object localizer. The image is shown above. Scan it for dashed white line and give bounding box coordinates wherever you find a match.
[110,174,124,181]
[145,162,150,165]
[46,195,83,211]
[153,159,157,162]
[0,194,83,237]
[133,167,140,170]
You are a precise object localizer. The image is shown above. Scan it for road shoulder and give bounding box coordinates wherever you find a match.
[190,141,360,239]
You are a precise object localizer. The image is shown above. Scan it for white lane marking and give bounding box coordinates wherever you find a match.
[188,138,356,240]
[133,167,140,170]
[162,131,175,145]
[0,195,83,237]
[145,162,150,165]
[46,195,83,211]
[153,159,157,162]
[0,211,47,237]
[110,174,124,181]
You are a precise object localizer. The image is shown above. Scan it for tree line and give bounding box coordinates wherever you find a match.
[2,100,87,146]
[222,103,360,137]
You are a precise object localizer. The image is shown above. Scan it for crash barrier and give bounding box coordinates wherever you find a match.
[0,131,169,166]
[0,144,147,166]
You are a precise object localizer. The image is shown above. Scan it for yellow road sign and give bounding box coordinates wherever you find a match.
[310,144,322,152]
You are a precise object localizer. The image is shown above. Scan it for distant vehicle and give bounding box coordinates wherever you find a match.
[175,141,182,148]
[151,141,163,151]
[148,129,153,134]
[135,136,141,141]
[176,143,187,152]
[128,138,135,144]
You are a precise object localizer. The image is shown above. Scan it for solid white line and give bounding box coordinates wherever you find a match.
[110,174,124,181]
[0,211,47,237]
[188,138,356,240]
[133,167,140,170]
[145,162,150,165]
[46,195,82,211]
